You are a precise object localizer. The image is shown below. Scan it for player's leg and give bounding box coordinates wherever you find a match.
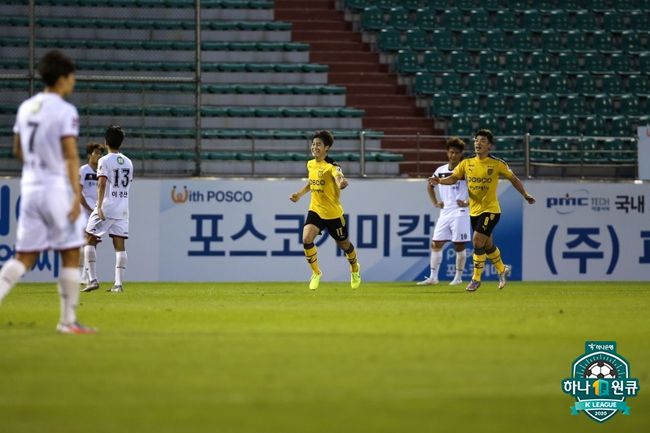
[110,235,127,292]
[330,216,360,289]
[450,215,471,285]
[82,234,101,292]
[484,235,511,289]
[303,212,323,289]
[57,247,95,334]
[80,212,91,284]
[0,252,37,304]
[450,242,467,285]
[418,240,444,285]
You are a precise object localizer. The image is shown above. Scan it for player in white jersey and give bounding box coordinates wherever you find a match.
[82,125,133,293]
[417,137,471,286]
[0,50,95,334]
[78,142,105,284]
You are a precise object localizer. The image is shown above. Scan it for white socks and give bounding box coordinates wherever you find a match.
[455,249,467,279]
[115,251,127,286]
[0,259,26,303]
[429,249,442,280]
[84,245,97,281]
[57,267,80,325]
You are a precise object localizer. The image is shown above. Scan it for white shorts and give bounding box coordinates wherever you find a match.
[85,211,129,239]
[432,212,471,243]
[16,185,86,252]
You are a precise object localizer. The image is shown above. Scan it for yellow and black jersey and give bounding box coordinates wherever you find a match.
[307,157,344,219]
[452,154,514,216]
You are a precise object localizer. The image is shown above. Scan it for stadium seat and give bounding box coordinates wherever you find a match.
[414,73,436,96]
[553,139,583,163]
[394,50,422,74]
[540,30,564,53]
[423,50,448,73]
[521,10,544,32]
[530,138,556,163]
[547,10,571,31]
[377,29,403,52]
[504,51,527,73]
[449,50,477,73]
[557,52,581,73]
[584,116,608,136]
[360,6,385,31]
[600,74,624,94]
[466,73,489,94]
[494,71,516,94]
[529,52,553,73]
[618,94,639,115]
[519,72,543,94]
[387,7,412,30]
[477,50,500,73]
[565,30,590,53]
[414,8,437,31]
[431,29,455,51]
[563,94,587,115]
[609,53,636,75]
[441,8,464,28]
[511,93,533,116]
[574,74,597,95]
[584,53,607,74]
[431,92,454,116]
[602,11,626,32]
[618,30,641,53]
[469,8,490,31]
[573,10,598,31]
[459,29,482,51]
[485,93,507,114]
[440,72,463,94]
[592,94,613,115]
[504,115,527,135]
[555,115,580,136]
[494,10,518,31]
[530,115,553,135]
[486,30,509,52]
[458,93,480,115]
[627,74,649,95]
[405,29,430,51]
[581,139,610,164]
[449,114,473,136]
[590,31,615,53]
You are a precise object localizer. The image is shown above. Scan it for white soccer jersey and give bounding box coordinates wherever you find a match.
[432,163,469,218]
[13,92,79,188]
[79,163,98,209]
[97,152,133,219]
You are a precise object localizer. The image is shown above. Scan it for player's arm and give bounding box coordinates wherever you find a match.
[334,171,348,190]
[62,136,81,222]
[429,172,459,186]
[290,182,310,202]
[506,172,535,204]
[80,192,92,213]
[13,134,23,162]
[96,175,107,220]
[426,180,443,208]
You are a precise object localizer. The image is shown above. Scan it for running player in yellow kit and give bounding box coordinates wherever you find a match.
[289,130,361,290]
[429,129,535,291]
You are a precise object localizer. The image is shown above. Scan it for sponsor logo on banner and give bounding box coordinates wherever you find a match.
[170,185,253,204]
[545,225,619,274]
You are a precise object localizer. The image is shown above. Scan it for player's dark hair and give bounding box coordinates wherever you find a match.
[105,125,125,150]
[446,136,466,153]
[475,129,494,144]
[312,130,334,148]
[38,50,75,87]
[86,142,104,156]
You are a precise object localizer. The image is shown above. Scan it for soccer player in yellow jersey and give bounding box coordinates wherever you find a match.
[289,130,361,290]
[429,129,535,292]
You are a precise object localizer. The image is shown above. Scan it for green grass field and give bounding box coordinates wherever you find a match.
[0,281,648,433]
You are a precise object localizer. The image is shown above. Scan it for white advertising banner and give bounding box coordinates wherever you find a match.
[523,182,650,281]
[638,126,650,180]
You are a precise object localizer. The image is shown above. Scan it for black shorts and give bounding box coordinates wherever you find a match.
[305,210,349,242]
[470,212,501,236]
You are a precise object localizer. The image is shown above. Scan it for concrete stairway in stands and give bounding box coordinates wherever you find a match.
[275,0,445,176]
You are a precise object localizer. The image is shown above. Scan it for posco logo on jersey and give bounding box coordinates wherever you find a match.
[467,177,493,183]
[171,186,253,204]
[310,179,326,186]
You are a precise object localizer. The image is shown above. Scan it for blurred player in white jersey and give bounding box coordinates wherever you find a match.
[0,50,95,334]
[417,137,471,286]
[78,142,104,284]
[82,125,133,293]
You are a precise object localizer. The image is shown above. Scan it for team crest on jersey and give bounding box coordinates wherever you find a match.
[487,166,494,176]
[117,156,124,165]
[317,169,324,178]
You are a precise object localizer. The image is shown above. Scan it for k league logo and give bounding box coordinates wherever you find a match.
[562,341,640,423]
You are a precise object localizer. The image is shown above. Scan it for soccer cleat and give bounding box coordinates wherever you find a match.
[309,272,322,290]
[108,285,123,293]
[80,273,90,286]
[449,278,463,286]
[350,264,361,289]
[416,277,439,286]
[466,279,481,292]
[56,321,97,335]
[81,279,100,292]
[498,264,512,289]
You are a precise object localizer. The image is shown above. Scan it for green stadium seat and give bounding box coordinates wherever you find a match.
[574,10,598,31]
[459,29,482,51]
[431,29,455,51]
[458,93,480,115]
[431,92,454,116]
[414,8,437,31]
[387,7,412,30]
[627,75,649,94]
[482,0,502,11]
[629,10,647,31]
[618,31,641,53]
[405,29,430,51]
[600,74,624,94]
[466,73,490,94]
[441,8,464,28]
[558,52,581,73]
[590,31,615,53]
[530,114,553,135]
[361,6,385,31]
[609,116,631,137]
[582,139,610,164]
[529,52,553,73]
[540,29,564,53]
[607,139,636,163]
[414,72,436,96]
[440,72,463,94]
[478,50,500,73]
[574,74,597,95]
[530,139,555,163]
[423,50,447,73]
[584,52,607,74]
[639,53,650,73]
[603,11,626,32]
[494,71,516,94]
[375,0,398,9]
[504,115,526,135]
[486,93,507,114]
[511,93,533,116]
[469,9,490,31]
[555,115,580,136]
[377,28,403,52]
[547,10,571,31]
[593,94,613,114]
[394,50,422,74]
[619,94,639,115]
[494,10,518,31]
[504,51,527,73]
[456,0,479,11]
[449,50,477,73]
[449,114,473,136]
[519,72,543,94]
[401,0,422,11]
[565,30,590,53]
[486,29,509,52]
[521,9,544,31]
[609,53,635,75]
[584,116,608,136]
[589,0,610,11]
[553,140,583,163]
